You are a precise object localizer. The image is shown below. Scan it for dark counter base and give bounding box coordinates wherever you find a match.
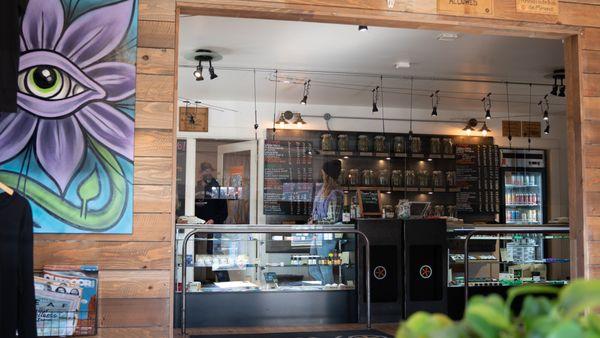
[175,290,358,328]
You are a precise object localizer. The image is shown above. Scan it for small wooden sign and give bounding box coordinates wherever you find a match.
[516,0,558,15]
[502,120,522,137]
[179,106,208,132]
[357,190,382,216]
[522,121,542,138]
[437,0,494,16]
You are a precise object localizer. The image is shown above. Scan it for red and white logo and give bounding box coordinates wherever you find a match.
[419,265,432,279]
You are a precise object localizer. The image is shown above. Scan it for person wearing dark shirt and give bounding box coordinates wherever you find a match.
[0,192,37,337]
[195,162,227,224]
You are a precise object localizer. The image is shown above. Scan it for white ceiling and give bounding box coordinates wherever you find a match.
[178,15,565,113]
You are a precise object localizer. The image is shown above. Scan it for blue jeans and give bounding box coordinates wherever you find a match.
[309,235,336,285]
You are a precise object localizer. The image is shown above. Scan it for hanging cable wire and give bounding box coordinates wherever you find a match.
[272,70,278,140]
[380,76,385,135]
[253,68,259,140]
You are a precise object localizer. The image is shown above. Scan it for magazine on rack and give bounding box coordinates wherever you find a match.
[42,265,99,335]
[35,289,80,337]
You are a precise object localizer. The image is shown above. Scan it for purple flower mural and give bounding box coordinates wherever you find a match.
[0,0,137,233]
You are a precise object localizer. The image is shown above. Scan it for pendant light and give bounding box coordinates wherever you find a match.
[479,122,491,136]
[193,61,203,81]
[544,122,550,135]
[372,86,379,113]
[430,90,439,117]
[295,114,307,128]
[358,25,368,32]
[482,93,492,119]
[300,80,311,105]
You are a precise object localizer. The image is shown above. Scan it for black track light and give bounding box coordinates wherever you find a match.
[193,62,203,81]
[482,93,492,119]
[543,110,549,121]
[430,90,439,117]
[544,123,550,135]
[550,77,558,96]
[372,86,379,113]
[300,80,311,105]
[358,25,368,32]
[558,79,566,97]
[208,60,218,80]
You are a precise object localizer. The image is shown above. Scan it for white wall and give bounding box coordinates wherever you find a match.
[178,100,569,222]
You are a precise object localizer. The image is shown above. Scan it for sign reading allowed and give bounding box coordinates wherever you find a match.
[437,0,494,16]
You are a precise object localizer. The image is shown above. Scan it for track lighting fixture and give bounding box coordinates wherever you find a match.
[482,93,492,119]
[300,80,311,105]
[539,95,550,121]
[480,121,491,136]
[372,86,379,113]
[548,69,565,97]
[358,25,368,32]
[558,78,566,97]
[550,78,558,96]
[430,90,439,117]
[208,60,218,80]
[544,122,550,135]
[193,61,203,81]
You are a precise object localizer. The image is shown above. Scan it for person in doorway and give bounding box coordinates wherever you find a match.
[308,160,343,285]
[195,162,228,224]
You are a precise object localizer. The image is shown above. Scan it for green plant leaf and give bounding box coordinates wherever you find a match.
[506,284,559,313]
[464,295,513,338]
[78,168,101,202]
[519,296,553,331]
[547,320,583,338]
[558,280,600,319]
[396,312,456,338]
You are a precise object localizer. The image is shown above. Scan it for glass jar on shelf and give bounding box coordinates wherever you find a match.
[442,138,454,155]
[337,134,349,152]
[378,169,389,186]
[362,169,375,186]
[405,170,416,187]
[358,135,370,152]
[321,133,334,151]
[430,138,441,154]
[338,168,347,185]
[393,136,406,153]
[411,136,422,153]
[374,135,386,153]
[434,205,445,217]
[348,169,360,186]
[446,171,456,187]
[433,170,444,188]
[392,170,404,187]
[418,170,430,188]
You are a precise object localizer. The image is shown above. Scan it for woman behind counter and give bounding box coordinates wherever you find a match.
[309,160,343,285]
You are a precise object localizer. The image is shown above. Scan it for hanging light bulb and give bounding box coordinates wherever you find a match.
[463,118,477,136]
[193,61,203,81]
[430,90,439,117]
[208,59,218,80]
[295,114,306,128]
[372,86,379,113]
[482,93,492,119]
[480,122,491,136]
[300,80,311,105]
[463,124,474,136]
[358,25,368,32]
[277,113,287,128]
[544,122,550,135]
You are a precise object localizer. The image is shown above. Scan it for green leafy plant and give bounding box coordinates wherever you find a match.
[397,280,600,338]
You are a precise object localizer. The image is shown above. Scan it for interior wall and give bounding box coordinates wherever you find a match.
[180,100,569,223]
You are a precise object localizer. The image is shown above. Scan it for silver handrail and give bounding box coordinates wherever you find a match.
[179,225,371,335]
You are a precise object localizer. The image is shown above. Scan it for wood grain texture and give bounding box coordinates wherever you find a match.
[588,241,600,265]
[586,168,600,192]
[138,20,176,48]
[585,145,600,168]
[587,216,600,240]
[583,120,600,144]
[134,129,173,157]
[98,327,170,338]
[581,27,600,51]
[99,270,171,299]
[137,48,175,75]
[586,192,600,216]
[559,2,600,28]
[135,157,173,185]
[136,74,175,102]
[582,73,600,96]
[582,97,600,120]
[99,298,170,328]
[35,213,173,242]
[134,185,173,213]
[136,101,174,129]
[583,49,600,74]
[34,241,172,270]
[139,0,176,22]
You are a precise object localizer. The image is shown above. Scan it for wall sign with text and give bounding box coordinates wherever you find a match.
[437,0,494,16]
[516,0,559,15]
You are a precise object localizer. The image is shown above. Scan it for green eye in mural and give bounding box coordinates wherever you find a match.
[18,65,85,100]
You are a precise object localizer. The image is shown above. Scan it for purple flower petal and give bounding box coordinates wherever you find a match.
[75,102,134,160]
[21,0,64,50]
[36,117,85,192]
[18,51,106,118]
[84,62,135,101]
[55,0,135,68]
[0,111,37,163]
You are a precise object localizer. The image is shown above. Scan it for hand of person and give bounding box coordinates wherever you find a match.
[206,219,215,224]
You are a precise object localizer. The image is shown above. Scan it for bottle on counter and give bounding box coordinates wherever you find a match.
[342,194,352,224]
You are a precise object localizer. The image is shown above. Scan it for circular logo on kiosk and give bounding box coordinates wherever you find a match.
[373,266,387,280]
[419,265,433,279]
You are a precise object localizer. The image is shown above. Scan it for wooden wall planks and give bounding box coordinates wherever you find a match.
[99,298,170,327]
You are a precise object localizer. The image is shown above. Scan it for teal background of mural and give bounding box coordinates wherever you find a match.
[0,0,138,234]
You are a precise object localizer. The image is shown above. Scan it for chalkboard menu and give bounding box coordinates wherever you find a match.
[358,190,381,216]
[455,144,499,213]
[264,140,313,215]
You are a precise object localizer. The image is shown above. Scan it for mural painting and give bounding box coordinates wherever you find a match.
[0,0,137,233]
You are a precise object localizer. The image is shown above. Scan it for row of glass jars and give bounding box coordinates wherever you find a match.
[321,134,455,154]
[340,169,457,187]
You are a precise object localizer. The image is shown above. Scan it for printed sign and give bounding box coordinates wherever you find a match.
[437,0,494,16]
[516,0,558,15]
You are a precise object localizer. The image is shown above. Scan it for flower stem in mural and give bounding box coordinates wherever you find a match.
[0,139,128,231]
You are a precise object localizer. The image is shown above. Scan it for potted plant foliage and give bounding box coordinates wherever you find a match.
[397,280,600,338]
